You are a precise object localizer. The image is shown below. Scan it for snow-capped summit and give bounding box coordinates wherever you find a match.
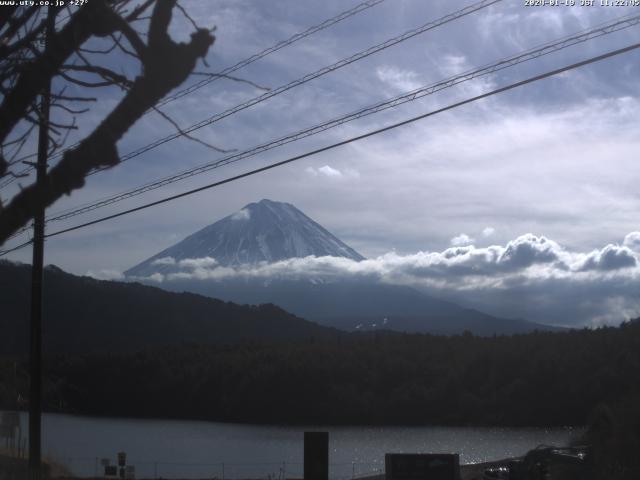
[125,199,364,277]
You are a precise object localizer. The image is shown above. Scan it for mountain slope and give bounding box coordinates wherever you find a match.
[160,276,565,336]
[125,199,364,277]
[0,261,339,355]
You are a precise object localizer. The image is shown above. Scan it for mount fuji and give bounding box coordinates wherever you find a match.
[126,199,363,277]
[126,199,562,336]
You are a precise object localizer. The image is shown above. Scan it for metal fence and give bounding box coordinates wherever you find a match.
[55,457,384,479]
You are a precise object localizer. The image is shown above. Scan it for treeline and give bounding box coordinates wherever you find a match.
[1,321,640,427]
[0,261,339,355]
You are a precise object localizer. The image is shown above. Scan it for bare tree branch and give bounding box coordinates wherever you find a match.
[0,15,46,60]
[0,0,122,145]
[151,106,234,154]
[79,42,118,55]
[58,71,119,89]
[110,32,141,59]
[0,0,215,244]
[176,2,200,31]
[51,104,90,115]
[125,0,156,22]
[63,62,133,88]
[0,5,18,31]
[50,94,97,102]
[117,22,147,58]
[51,117,76,156]
[191,71,270,91]
[0,6,38,48]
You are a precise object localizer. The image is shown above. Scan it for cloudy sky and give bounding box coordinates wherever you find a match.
[3,0,640,326]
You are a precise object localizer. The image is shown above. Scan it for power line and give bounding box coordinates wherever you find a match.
[89,0,501,171]
[40,11,640,226]
[31,42,639,242]
[0,239,33,257]
[2,0,503,219]
[0,0,387,190]
[2,41,638,255]
[156,0,387,108]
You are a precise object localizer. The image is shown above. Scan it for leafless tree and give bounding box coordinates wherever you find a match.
[0,0,217,245]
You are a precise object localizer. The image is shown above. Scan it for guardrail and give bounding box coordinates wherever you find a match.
[54,457,384,480]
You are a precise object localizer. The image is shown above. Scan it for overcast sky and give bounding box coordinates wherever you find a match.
[3,0,640,326]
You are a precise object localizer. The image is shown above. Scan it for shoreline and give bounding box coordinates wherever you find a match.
[3,408,585,430]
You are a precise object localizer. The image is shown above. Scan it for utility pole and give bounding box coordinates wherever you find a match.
[28,6,55,480]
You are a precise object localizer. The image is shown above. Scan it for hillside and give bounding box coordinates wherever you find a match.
[1,321,639,426]
[161,277,564,335]
[0,261,339,355]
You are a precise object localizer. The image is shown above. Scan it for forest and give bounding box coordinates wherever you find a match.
[0,261,339,355]
[1,319,639,427]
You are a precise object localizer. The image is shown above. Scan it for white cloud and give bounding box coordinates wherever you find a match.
[306,165,359,180]
[497,234,560,270]
[451,233,474,246]
[376,65,421,92]
[482,227,495,238]
[623,232,640,251]
[579,244,637,271]
[140,233,640,327]
[318,165,342,177]
[151,257,176,266]
[231,208,251,221]
[477,11,521,42]
[439,54,468,77]
[178,257,218,269]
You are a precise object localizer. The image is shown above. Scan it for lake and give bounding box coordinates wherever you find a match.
[14,412,579,478]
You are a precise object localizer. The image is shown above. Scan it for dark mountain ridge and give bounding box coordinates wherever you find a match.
[0,260,339,355]
[162,276,564,335]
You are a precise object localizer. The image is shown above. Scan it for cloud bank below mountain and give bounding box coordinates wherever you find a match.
[112,232,640,328]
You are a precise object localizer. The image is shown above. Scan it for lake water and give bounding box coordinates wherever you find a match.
[13,412,579,478]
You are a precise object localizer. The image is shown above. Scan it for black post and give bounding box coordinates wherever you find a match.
[28,7,54,480]
[304,432,329,480]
